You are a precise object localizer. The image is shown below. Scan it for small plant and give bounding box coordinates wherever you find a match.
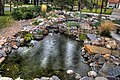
[79,34,86,40]
[24,33,34,41]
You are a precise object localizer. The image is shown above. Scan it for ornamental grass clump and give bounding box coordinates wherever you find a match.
[98,21,116,37]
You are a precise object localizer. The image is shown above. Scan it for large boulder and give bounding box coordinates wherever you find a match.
[99,62,120,76]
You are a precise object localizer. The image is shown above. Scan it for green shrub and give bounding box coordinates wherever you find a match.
[100,29,112,38]
[113,20,120,25]
[11,5,52,20]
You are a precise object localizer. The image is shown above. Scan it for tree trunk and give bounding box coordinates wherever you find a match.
[24,0,29,4]
[10,0,12,12]
[100,0,104,14]
[78,0,81,11]
[34,0,36,5]
[0,0,4,16]
[36,0,39,5]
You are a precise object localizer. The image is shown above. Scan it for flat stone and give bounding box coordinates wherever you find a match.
[95,77,108,80]
[99,62,120,76]
[84,45,111,55]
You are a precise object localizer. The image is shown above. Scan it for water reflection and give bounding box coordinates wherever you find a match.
[2,34,90,79]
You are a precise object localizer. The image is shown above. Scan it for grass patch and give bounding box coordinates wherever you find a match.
[81,8,113,15]
[0,11,14,29]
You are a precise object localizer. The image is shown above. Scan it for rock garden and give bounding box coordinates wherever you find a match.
[0,10,120,80]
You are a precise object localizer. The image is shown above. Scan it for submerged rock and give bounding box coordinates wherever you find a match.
[75,73,81,79]
[80,76,93,80]
[49,75,60,80]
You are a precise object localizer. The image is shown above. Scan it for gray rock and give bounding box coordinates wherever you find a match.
[95,77,108,80]
[2,46,12,54]
[34,35,43,40]
[98,56,106,65]
[106,76,116,80]
[0,50,7,57]
[99,62,120,76]
[80,76,93,80]
[49,75,60,80]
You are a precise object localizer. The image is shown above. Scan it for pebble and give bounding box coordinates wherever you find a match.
[75,73,81,79]
[88,71,97,77]
[66,70,74,75]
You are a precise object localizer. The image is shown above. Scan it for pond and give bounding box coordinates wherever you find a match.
[0,34,90,80]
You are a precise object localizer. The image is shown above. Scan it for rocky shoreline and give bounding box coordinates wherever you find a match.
[0,11,120,80]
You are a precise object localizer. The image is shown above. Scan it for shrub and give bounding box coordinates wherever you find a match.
[98,20,116,31]
[11,5,52,20]
[99,21,115,37]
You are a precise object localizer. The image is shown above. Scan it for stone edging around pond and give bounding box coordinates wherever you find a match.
[0,11,120,80]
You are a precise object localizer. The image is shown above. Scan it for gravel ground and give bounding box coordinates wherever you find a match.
[0,19,33,39]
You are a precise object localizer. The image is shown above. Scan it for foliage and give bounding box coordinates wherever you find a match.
[100,29,112,38]
[24,33,34,41]
[98,20,116,32]
[82,8,113,15]
[0,11,14,28]
[11,5,52,20]
[113,20,120,25]
[99,20,115,37]
[79,34,86,40]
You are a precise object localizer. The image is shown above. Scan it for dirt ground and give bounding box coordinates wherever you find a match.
[0,19,33,39]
